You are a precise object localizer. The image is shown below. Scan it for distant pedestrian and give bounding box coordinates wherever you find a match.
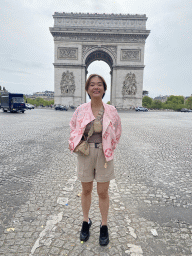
[69,74,122,246]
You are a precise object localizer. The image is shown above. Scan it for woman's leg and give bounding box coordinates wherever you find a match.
[97,181,110,226]
[81,181,93,222]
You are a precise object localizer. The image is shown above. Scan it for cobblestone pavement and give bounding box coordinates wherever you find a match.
[0,109,192,256]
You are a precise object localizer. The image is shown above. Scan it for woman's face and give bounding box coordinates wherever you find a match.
[87,76,105,100]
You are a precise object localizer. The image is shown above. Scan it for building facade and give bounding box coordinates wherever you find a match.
[26,91,54,100]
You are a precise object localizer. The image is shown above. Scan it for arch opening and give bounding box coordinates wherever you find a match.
[86,60,111,104]
[85,50,113,104]
[85,50,113,69]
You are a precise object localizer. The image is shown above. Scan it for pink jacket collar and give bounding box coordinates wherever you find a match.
[81,101,112,131]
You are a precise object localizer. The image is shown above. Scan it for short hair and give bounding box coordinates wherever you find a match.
[85,74,107,99]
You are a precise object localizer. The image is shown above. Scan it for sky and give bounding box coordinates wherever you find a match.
[1,0,192,103]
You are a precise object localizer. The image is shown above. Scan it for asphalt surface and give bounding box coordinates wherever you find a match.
[0,108,192,256]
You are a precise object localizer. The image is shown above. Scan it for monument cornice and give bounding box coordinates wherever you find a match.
[50,31,149,43]
[50,27,150,35]
[53,12,148,20]
[51,12,149,31]
[113,65,145,70]
[53,63,86,68]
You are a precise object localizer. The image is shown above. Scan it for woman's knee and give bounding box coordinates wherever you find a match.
[97,186,109,199]
[98,190,108,199]
[81,182,93,196]
[97,182,109,199]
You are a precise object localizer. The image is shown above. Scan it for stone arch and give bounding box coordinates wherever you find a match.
[50,12,150,108]
[83,46,116,69]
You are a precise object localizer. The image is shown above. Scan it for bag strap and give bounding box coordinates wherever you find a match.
[86,105,104,141]
[86,122,94,141]
[96,105,104,120]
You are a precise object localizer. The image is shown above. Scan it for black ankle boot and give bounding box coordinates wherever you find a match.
[99,225,109,246]
[80,218,92,242]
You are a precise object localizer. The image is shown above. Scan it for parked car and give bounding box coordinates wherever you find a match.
[55,105,68,111]
[180,108,192,112]
[54,105,61,110]
[60,105,68,111]
[25,103,35,110]
[135,107,148,112]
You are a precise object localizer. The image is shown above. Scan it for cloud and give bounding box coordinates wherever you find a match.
[9,58,47,69]
[1,68,31,74]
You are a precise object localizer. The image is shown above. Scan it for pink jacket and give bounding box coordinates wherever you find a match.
[69,101,122,162]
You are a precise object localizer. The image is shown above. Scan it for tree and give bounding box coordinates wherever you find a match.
[151,100,162,109]
[185,97,192,109]
[142,96,153,108]
[107,101,110,105]
[166,95,184,105]
[162,95,185,111]
[25,97,54,107]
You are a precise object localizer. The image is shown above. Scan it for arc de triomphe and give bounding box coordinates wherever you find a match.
[49,12,150,108]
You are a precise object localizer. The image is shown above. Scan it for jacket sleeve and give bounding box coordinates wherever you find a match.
[114,110,122,143]
[68,107,79,151]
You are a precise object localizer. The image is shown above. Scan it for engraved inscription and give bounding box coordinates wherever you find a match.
[122,72,137,96]
[121,49,141,61]
[60,71,76,95]
[58,47,78,60]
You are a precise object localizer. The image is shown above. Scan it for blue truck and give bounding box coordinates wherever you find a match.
[0,92,26,113]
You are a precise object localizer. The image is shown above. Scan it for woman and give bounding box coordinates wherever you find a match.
[69,74,122,246]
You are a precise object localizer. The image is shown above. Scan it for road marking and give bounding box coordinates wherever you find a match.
[126,244,143,255]
[30,212,63,256]
[30,174,77,255]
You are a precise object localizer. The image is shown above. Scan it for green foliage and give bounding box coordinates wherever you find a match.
[25,97,54,107]
[151,100,162,109]
[162,95,185,111]
[107,101,111,104]
[185,96,192,109]
[141,95,187,111]
[174,104,185,111]
[162,102,185,111]
[142,96,153,108]
[165,95,184,105]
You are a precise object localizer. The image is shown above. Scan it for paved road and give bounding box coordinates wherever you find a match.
[0,109,192,255]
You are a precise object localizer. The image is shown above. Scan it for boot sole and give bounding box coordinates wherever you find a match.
[99,237,109,246]
[80,233,90,242]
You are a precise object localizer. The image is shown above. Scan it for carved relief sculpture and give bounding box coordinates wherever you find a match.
[121,50,141,61]
[60,71,75,95]
[82,45,117,60]
[58,47,78,60]
[122,72,137,96]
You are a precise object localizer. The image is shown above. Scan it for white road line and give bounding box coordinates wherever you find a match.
[29,212,63,256]
[30,174,77,255]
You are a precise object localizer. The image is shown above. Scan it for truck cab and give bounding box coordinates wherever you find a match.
[0,93,26,113]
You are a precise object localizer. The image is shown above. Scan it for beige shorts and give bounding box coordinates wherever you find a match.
[77,143,115,183]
